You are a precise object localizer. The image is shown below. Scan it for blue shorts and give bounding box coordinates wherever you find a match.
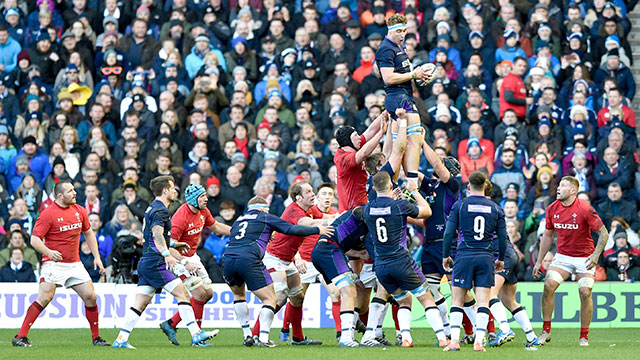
[221,255,272,291]
[137,256,177,291]
[375,255,426,294]
[421,240,449,275]
[311,241,351,284]
[497,250,518,284]
[451,252,495,289]
[385,91,417,120]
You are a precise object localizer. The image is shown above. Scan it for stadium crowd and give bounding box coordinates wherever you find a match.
[0,0,638,284]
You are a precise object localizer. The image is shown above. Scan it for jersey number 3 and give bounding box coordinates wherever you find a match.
[473,216,485,240]
[235,221,248,239]
[376,218,388,243]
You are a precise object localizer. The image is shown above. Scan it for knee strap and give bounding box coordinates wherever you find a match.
[334,272,358,290]
[577,276,594,289]
[407,124,422,136]
[136,285,156,296]
[545,270,565,284]
[184,276,204,291]
[285,285,304,298]
[201,277,212,290]
[273,280,288,294]
[392,290,410,302]
[410,282,429,297]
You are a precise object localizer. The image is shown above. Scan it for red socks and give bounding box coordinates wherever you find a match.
[282,303,291,331]
[332,301,341,331]
[580,327,589,339]
[462,313,474,335]
[543,321,552,333]
[487,312,495,333]
[85,305,100,340]
[169,309,182,328]
[18,301,44,338]
[191,298,207,328]
[392,304,400,331]
[359,309,369,325]
[289,304,304,341]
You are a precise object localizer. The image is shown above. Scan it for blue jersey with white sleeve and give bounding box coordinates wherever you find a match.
[224,209,320,260]
[142,199,172,260]
[363,196,419,264]
[375,37,412,95]
[443,195,507,260]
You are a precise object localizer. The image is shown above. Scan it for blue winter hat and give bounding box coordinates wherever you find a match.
[4,8,19,19]
[504,29,518,41]
[467,136,481,150]
[185,184,206,208]
[36,32,49,42]
[26,94,41,104]
[231,36,248,48]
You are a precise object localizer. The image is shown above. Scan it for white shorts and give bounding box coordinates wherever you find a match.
[360,263,377,289]
[40,261,92,288]
[263,252,298,277]
[550,253,595,276]
[172,254,210,290]
[299,260,322,284]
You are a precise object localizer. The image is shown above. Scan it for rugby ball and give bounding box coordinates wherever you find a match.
[416,63,437,86]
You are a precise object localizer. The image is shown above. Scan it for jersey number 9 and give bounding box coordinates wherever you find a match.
[473,216,485,240]
[376,218,388,243]
[235,221,248,239]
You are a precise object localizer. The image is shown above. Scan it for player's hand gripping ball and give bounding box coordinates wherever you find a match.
[417,63,437,86]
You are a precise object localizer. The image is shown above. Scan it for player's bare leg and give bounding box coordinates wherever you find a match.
[403,112,422,187]
[540,267,570,345]
[362,281,393,345]
[414,284,449,347]
[500,284,538,348]
[392,289,415,347]
[444,285,468,351]
[13,282,56,347]
[303,277,342,340]
[252,270,287,338]
[469,286,491,352]
[72,281,109,345]
[576,273,595,346]
[231,283,277,347]
[487,275,516,347]
[162,281,214,344]
[350,258,368,334]
[331,272,360,347]
[425,273,450,337]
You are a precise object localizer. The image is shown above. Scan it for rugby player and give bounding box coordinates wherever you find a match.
[113,176,218,349]
[159,184,232,346]
[375,13,434,188]
[364,172,448,348]
[481,180,539,350]
[258,182,329,345]
[222,196,333,347]
[13,181,109,347]
[311,207,377,347]
[533,176,608,347]
[442,171,507,352]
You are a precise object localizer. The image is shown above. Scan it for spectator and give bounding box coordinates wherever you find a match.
[459,135,493,183]
[79,239,104,282]
[594,147,634,199]
[0,25,21,73]
[0,229,38,270]
[499,56,531,119]
[597,182,640,231]
[605,217,640,250]
[7,136,50,191]
[490,148,527,200]
[0,247,36,283]
[606,249,640,282]
[594,50,635,102]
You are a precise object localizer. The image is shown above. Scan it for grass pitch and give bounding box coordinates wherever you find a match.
[0,328,636,360]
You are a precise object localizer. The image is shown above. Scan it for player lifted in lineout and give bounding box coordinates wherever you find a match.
[222,196,333,347]
[533,176,608,347]
[113,176,218,349]
[375,13,435,188]
[159,184,232,346]
[13,181,110,347]
[442,171,507,352]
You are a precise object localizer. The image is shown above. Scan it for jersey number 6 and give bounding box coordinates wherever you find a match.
[473,216,485,240]
[376,218,388,243]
